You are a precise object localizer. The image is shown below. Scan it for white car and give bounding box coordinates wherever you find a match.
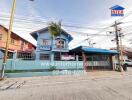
[123,59,132,67]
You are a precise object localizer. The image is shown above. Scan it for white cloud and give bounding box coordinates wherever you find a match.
[1,0,132,49]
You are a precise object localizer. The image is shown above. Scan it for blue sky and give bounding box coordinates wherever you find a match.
[0,0,125,25]
[0,0,132,48]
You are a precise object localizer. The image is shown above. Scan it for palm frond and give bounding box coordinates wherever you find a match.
[48,22,62,37]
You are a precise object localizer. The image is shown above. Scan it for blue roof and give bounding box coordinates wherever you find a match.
[82,47,118,54]
[71,46,118,55]
[110,5,125,10]
[31,27,73,42]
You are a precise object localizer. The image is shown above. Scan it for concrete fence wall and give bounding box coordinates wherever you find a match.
[0,60,112,71]
[0,60,83,70]
[85,61,110,66]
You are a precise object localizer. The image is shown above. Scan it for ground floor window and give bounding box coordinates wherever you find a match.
[17,52,35,60]
[78,56,83,61]
[8,52,13,59]
[54,53,61,61]
[39,54,50,60]
[86,55,110,61]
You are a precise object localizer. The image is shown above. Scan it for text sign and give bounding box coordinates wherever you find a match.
[61,55,75,60]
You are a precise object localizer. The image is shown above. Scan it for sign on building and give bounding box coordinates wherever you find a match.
[61,55,75,60]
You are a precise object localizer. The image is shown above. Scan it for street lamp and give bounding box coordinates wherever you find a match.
[0,0,34,79]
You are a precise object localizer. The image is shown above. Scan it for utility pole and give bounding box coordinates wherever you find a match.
[86,35,96,47]
[119,33,124,65]
[112,21,123,71]
[0,0,34,79]
[1,0,17,79]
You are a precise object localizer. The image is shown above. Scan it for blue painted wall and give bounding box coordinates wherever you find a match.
[35,30,71,60]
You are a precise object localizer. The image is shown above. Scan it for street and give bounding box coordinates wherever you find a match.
[0,68,132,100]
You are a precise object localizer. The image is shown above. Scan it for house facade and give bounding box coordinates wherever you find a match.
[0,25,35,59]
[31,27,73,61]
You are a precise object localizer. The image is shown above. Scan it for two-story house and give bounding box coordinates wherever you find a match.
[31,27,73,61]
[0,25,35,59]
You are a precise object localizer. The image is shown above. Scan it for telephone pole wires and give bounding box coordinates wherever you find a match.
[1,0,17,79]
[112,21,123,71]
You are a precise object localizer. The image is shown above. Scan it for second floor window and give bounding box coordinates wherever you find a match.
[55,38,66,49]
[43,39,49,45]
[41,39,51,46]
[0,34,2,40]
[11,38,15,44]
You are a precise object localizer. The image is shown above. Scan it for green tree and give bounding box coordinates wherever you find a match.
[48,21,62,61]
[48,21,61,37]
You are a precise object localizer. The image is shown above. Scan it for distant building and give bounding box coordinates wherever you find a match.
[31,27,73,61]
[111,46,132,60]
[0,25,35,59]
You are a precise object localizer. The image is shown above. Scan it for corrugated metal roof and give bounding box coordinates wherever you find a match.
[71,46,118,55]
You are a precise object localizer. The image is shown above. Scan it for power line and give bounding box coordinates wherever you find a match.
[75,10,132,47]
[0,12,111,28]
[0,14,111,30]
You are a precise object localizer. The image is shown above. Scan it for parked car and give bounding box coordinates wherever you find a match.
[114,59,132,70]
[123,59,132,67]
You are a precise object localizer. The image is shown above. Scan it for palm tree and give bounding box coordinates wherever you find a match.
[48,21,62,60]
[48,21,61,37]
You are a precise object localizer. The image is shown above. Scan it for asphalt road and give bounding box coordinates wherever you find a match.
[0,68,132,100]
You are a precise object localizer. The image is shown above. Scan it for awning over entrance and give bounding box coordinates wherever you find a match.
[70,46,118,55]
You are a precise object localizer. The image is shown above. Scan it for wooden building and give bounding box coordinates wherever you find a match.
[0,25,35,59]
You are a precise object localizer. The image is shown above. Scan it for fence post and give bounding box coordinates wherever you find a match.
[12,51,17,70]
[51,53,54,62]
[76,55,79,70]
[50,53,55,67]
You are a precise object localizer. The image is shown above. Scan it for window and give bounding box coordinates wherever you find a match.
[39,54,50,60]
[11,38,15,44]
[24,41,28,45]
[78,56,83,61]
[0,34,2,40]
[54,53,61,61]
[41,39,50,45]
[86,55,109,61]
[55,38,66,49]
[43,39,49,45]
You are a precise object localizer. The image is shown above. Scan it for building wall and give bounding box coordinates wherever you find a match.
[36,30,69,60]
[0,26,34,52]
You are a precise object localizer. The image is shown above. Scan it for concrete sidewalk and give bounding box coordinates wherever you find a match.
[0,68,132,100]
